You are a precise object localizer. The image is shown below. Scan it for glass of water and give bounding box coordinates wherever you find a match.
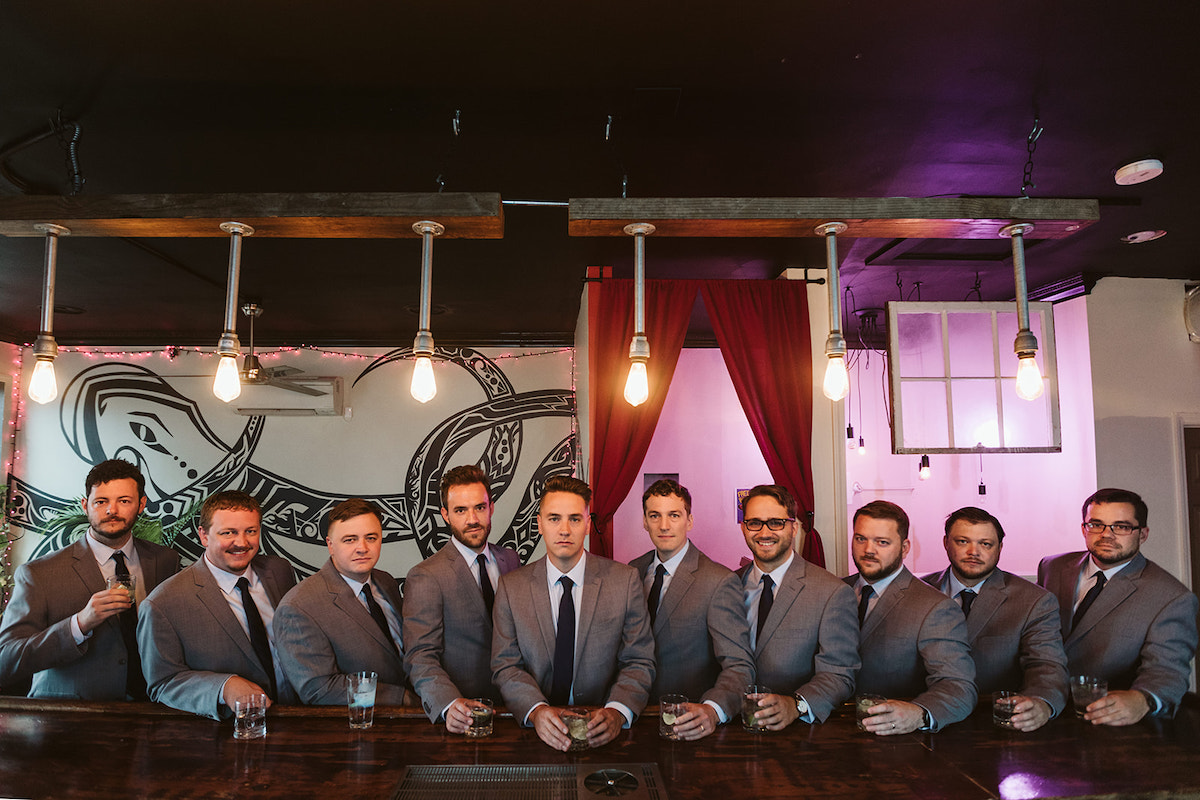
[348,671,378,729]
[234,693,267,740]
[466,698,494,738]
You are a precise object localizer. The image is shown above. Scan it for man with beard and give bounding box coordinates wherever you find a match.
[737,485,859,730]
[0,459,180,699]
[922,507,1067,731]
[274,498,413,706]
[1038,488,1198,725]
[138,490,298,719]
[403,465,520,731]
[846,500,975,734]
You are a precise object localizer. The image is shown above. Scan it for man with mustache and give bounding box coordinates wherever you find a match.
[491,476,655,751]
[274,498,413,706]
[847,500,975,734]
[922,507,1067,731]
[0,459,180,699]
[1038,488,1198,725]
[138,490,298,719]
[737,484,859,730]
[403,465,520,731]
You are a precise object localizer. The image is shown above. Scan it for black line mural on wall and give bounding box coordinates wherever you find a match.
[8,347,576,579]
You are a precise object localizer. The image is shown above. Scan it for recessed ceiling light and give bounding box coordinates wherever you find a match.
[1114,158,1164,185]
[1121,230,1167,244]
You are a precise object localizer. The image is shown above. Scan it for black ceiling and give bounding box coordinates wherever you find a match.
[2,1,1197,348]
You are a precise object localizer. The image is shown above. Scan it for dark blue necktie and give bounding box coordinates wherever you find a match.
[111,551,146,701]
[647,564,667,628]
[549,576,575,706]
[1072,572,1107,631]
[236,577,277,700]
[959,589,977,618]
[757,574,775,640]
[858,585,874,627]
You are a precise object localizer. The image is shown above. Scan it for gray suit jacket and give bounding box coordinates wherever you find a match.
[137,554,298,719]
[403,541,521,722]
[491,554,656,723]
[0,536,179,699]
[273,559,411,706]
[922,568,1068,715]
[1037,551,1199,717]
[845,566,977,727]
[739,557,860,722]
[630,544,754,718]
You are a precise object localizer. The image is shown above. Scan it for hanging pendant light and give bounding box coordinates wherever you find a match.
[918,454,931,481]
[1000,223,1044,401]
[213,222,253,403]
[816,222,850,401]
[27,223,70,405]
[410,220,445,404]
[623,223,655,407]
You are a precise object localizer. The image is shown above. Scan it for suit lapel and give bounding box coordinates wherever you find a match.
[528,560,557,661]
[1068,555,1143,641]
[656,546,698,628]
[862,567,910,639]
[757,558,804,652]
[576,558,602,666]
[193,561,261,666]
[70,537,106,595]
[491,544,521,576]
[324,562,393,652]
[446,545,488,615]
[967,570,1007,641]
[1055,554,1088,632]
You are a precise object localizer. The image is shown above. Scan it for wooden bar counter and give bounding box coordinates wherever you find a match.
[1,696,1198,799]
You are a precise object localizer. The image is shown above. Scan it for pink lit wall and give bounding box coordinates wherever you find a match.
[845,297,1098,578]
[610,348,774,571]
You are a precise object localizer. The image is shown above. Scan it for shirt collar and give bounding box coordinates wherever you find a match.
[752,550,795,587]
[547,551,587,589]
[203,554,258,595]
[653,540,690,575]
[451,535,490,567]
[857,564,904,595]
[85,531,135,565]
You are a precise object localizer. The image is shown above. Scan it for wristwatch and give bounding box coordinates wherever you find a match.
[794,694,809,717]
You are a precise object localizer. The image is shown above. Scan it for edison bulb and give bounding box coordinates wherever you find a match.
[212,354,242,402]
[28,358,58,404]
[823,355,849,401]
[1015,356,1044,401]
[411,355,437,403]
[624,360,649,407]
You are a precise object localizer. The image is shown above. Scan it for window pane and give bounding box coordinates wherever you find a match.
[951,379,1001,448]
[1001,379,1053,446]
[900,380,949,448]
[947,312,996,378]
[895,313,945,378]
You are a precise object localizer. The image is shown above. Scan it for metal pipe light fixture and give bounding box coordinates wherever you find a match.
[27,223,70,405]
[622,223,655,407]
[410,220,445,404]
[1000,223,1045,401]
[817,222,850,401]
[212,222,253,403]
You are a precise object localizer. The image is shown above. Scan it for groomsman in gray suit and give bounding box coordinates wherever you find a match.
[138,491,297,719]
[629,479,754,740]
[1038,488,1199,725]
[921,507,1067,731]
[847,500,976,734]
[274,498,412,706]
[404,465,520,731]
[0,459,179,700]
[737,484,859,730]
[492,476,655,751]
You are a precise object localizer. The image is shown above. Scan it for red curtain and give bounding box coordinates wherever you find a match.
[700,280,825,567]
[587,279,699,557]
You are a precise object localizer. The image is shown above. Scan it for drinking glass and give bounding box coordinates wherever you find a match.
[560,707,590,751]
[348,671,378,729]
[742,685,771,732]
[992,691,1018,729]
[234,693,267,740]
[855,693,886,731]
[659,694,688,740]
[1070,675,1107,718]
[466,698,494,738]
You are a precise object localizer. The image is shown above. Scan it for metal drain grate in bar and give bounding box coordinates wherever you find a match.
[390,763,668,800]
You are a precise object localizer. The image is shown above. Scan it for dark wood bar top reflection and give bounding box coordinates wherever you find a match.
[2,696,1198,799]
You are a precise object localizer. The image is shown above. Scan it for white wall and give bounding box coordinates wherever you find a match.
[844,296,1098,578]
[1087,277,1200,586]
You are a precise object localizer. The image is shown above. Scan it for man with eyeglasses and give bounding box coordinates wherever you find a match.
[1038,488,1198,725]
[736,485,859,730]
[921,507,1068,732]
[847,500,976,734]
[629,479,754,740]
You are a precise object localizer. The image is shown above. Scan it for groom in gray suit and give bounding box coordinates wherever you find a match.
[847,500,976,735]
[404,465,520,731]
[274,498,412,706]
[492,476,655,751]
[0,459,179,699]
[922,506,1067,731]
[1038,488,1199,725]
[138,491,298,719]
[629,479,753,740]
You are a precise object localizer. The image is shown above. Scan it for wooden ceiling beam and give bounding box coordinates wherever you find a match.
[568,197,1098,239]
[0,192,504,238]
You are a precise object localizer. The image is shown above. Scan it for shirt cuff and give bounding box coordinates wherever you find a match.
[703,699,728,725]
[70,613,92,646]
[605,701,634,728]
[796,693,816,724]
[915,703,936,732]
[523,701,547,727]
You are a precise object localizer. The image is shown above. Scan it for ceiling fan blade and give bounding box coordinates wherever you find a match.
[265,377,327,397]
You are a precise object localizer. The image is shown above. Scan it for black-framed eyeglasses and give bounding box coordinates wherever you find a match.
[1083,521,1141,536]
[743,517,794,531]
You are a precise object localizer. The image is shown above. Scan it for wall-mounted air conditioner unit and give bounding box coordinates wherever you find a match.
[234,377,345,417]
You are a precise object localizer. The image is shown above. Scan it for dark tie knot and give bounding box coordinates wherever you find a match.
[559,576,574,592]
